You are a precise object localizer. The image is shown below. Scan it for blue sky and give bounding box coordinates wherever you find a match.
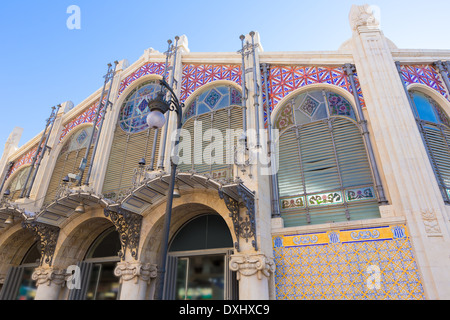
[1,0,450,150]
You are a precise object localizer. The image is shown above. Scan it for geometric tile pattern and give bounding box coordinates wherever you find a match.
[263,66,365,115]
[180,64,242,103]
[59,98,105,142]
[8,145,39,178]
[399,64,449,101]
[273,224,425,300]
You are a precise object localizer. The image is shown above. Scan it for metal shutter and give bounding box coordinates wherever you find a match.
[102,127,160,198]
[278,118,380,227]
[162,255,178,300]
[67,261,93,300]
[0,266,24,300]
[44,146,93,205]
[178,106,242,181]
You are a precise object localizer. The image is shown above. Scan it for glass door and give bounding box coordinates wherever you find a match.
[175,254,225,300]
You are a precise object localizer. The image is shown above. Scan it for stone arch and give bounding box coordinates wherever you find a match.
[0,224,37,277]
[2,164,33,201]
[270,83,359,126]
[115,74,164,112]
[139,188,236,264]
[182,79,243,118]
[52,208,115,268]
[407,83,450,119]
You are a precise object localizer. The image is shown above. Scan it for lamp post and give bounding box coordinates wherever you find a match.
[146,78,183,300]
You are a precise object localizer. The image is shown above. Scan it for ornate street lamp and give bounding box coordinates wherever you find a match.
[146,77,183,300]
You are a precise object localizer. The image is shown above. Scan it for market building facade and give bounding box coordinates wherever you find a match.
[0,4,449,300]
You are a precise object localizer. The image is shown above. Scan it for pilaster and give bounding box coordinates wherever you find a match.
[88,59,128,194]
[28,103,69,210]
[231,31,275,299]
[159,35,189,172]
[349,4,450,299]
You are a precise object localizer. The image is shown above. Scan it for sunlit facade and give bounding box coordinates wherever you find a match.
[0,4,450,300]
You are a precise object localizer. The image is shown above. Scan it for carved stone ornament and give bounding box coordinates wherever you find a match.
[229,254,275,281]
[31,266,68,287]
[114,261,158,284]
[349,4,380,31]
[420,209,442,234]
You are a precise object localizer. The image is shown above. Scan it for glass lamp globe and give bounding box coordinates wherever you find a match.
[147,110,166,129]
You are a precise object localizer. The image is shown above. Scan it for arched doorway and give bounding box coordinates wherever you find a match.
[0,241,40,300]
[67,227,121,300]
[164,214,237,300]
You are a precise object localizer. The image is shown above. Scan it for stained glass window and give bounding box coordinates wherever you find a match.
[275,89,379,227]
[178,85,243,182]
[275,89,356,131]
[119,80,162,134]
[183,85,242,122]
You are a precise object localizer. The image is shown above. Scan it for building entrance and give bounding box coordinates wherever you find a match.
[165,214,237,300]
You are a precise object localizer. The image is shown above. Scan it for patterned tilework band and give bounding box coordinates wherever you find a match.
[273,224,425,300]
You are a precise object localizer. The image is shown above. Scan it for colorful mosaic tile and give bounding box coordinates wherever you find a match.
[8,145,39,178]
[307,191,343,206]
[118,62,167,96]
[399,64,448,101]
[180,64,242,103]
[59,99,105,142]
[280,196,305,210]
[273,224,425,300]
[345,186,376,202]
[262,66,365,117]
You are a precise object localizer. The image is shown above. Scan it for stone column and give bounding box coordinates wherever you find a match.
[348,4,450,299]
[32,266,67,300]
[229,31,275,300]
[114,261,157,300]
[229,253,275,300]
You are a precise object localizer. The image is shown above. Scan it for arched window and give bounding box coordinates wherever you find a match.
[410,90,450,202]
[275,89,380,227]
[178,85,243,182]
[44,126,96,205]
[102,80,162,200]
[5,166,34,201]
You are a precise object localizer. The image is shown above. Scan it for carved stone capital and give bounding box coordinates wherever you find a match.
[229,253,275,280]
[349,4,380,32]
[114,261,157,284]
[32,266,68,287]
